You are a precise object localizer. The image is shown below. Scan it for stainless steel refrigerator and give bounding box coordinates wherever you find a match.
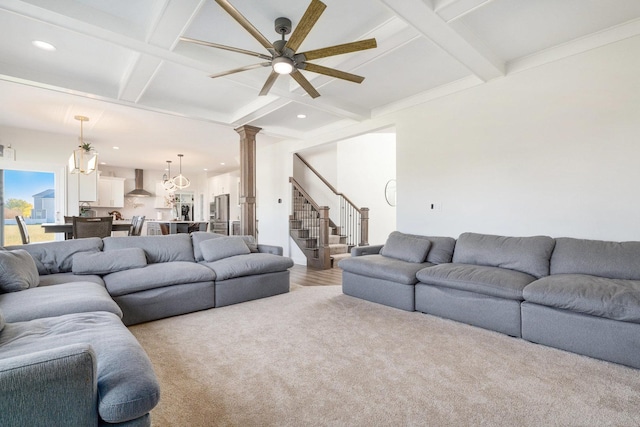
[210,194,229,235]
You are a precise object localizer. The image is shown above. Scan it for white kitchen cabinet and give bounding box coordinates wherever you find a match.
[67,169,98,215]
[95,176,125,207]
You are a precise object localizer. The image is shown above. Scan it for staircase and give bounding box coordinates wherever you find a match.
[289,154,369,269]
[290,188,349,268]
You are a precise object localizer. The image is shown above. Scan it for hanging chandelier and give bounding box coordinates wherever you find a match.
[172,154,191,189]
[68,115,98,174]
[162,160,177,191]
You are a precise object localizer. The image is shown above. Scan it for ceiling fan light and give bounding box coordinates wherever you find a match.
[272,57,294,74]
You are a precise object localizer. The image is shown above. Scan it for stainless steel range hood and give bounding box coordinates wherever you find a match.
[126,169,154,197]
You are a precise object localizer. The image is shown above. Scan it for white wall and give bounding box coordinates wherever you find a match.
[293,145,339,215]
[256,139,298,259]
[337,132,396,245]
[395,34,640,241]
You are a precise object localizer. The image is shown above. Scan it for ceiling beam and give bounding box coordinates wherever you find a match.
[119,0,205,103]
[230,97,292,127]
[434,0,497,23]
[507,17,640,75]
[376,0,504,81]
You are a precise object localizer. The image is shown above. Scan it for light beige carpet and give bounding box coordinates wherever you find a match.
[129,285,640,426]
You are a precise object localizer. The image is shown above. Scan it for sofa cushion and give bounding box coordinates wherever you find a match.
[380,231,432,263]
[378,232,455,264]
[72,247,147,275]
[241,235,259,253]
[5,238,103,275]
[523,274,640,323]
[191,231,226,261]
[0,309,4,332]
[453,232,555,278]
[103,234,195,263]
[202,253,294,281]
[37,272,104,287]
[200,236,251,262]
[0,249,40,293]
[0,281,122,322]
[550,237,640,280]
[416,263,537,300]
[103,262,215,297]
[0,311,160,423]
[339,254,432,285]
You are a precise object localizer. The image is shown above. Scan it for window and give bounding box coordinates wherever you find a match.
[1,169,57,245]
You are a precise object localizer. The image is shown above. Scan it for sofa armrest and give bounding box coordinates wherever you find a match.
[0,344,99,426]
[258,244,283,256]
[351,245,383,257]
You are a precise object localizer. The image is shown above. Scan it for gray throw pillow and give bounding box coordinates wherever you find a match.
[200,236,251,262]
[72,248,147,275]
[0,249,40,293]
[380,231,432,263]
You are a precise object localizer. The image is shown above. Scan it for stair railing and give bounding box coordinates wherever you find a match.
[294,153,368,247]
[290,177,331,269]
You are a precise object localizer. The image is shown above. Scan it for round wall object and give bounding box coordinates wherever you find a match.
[384,179,396,207]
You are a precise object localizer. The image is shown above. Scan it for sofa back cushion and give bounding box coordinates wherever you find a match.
[191,232,226,261]
[380,232,456,265]
[200,236,252,263]
[453,232,555,278]
[551,237,640,280]
[380,231,432,263]
[72,247,147,275]
[0,249,40,292]
[103,234,195,263]
[4,238,103,275]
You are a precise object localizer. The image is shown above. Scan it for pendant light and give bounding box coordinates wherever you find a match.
[162,160,176,191]
[172,154,190,189]
[68,115,98,174]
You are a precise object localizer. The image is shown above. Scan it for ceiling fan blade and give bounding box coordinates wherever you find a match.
[300,63,365,84]
[290,70,321,99]
[210,62,271,79]
[215,0,274,51]
[180,37,272,61]
[298,38,377,61]
[259,71,280,96]
[284,0,327,53]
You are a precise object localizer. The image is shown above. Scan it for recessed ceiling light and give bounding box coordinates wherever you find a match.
[220,162,225,165]
[112,146,119,150]
[203,168,208,171]
[297,114,307,119]
[32,40,56,51]
[100,162,107,165]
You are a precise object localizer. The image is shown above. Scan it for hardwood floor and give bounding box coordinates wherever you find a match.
[290,264,343,287]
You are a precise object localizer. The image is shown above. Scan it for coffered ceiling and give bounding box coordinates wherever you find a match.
[1,0,639,174]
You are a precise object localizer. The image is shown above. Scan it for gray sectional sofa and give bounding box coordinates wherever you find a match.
[340,231,455,311]
[0,232,293,426]
[340,231,640,369]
